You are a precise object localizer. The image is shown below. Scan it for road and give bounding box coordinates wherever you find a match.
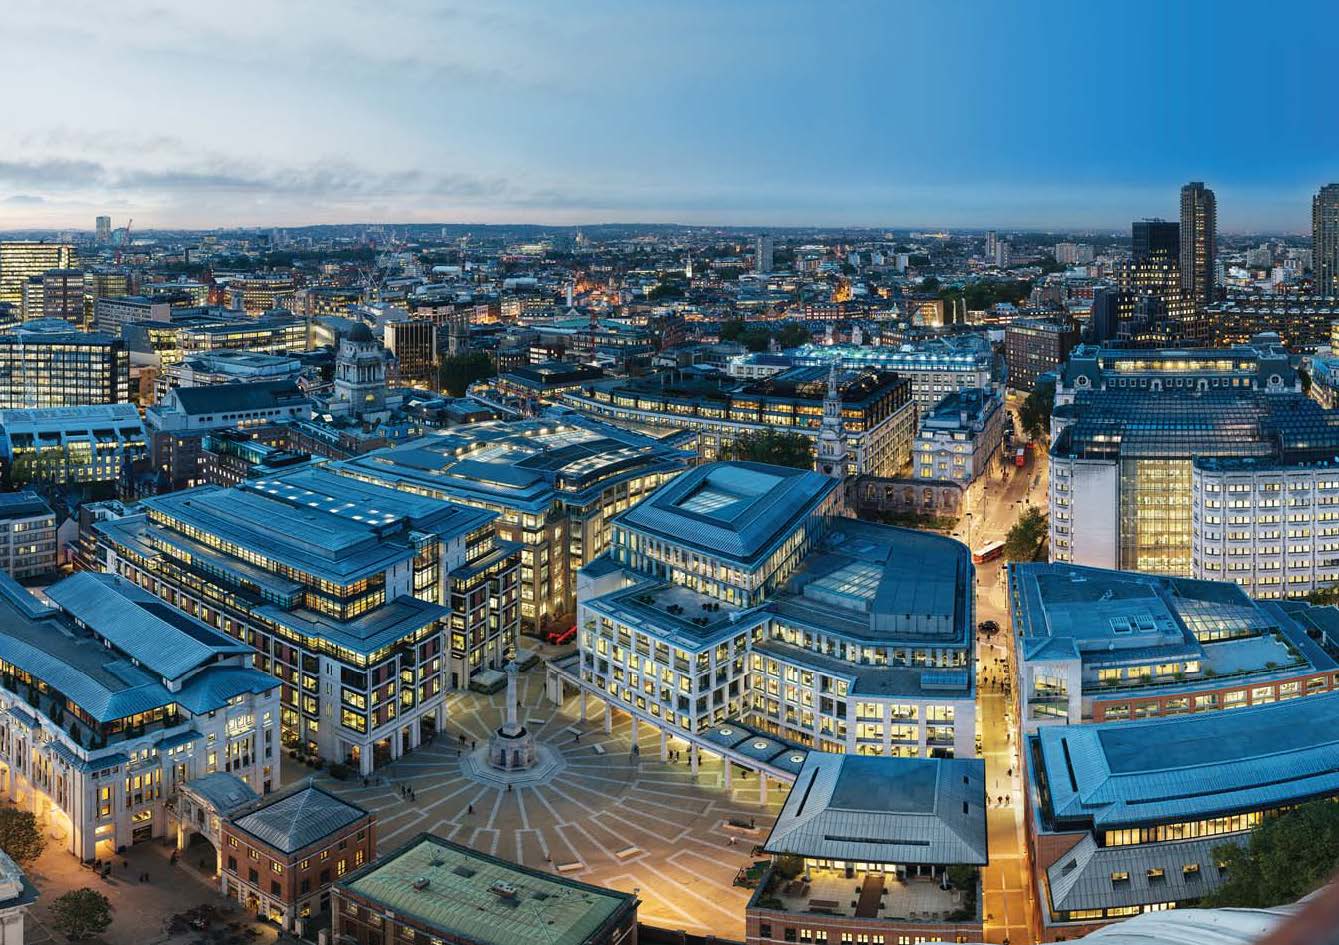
[960,418,1048,944]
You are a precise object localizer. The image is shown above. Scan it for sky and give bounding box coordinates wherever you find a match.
[1,0,1336,233]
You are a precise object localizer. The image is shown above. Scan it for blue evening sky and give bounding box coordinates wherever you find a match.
[0,0,1334,231]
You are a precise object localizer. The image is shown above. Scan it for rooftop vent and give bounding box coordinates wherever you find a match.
[412,878,430,891]
[489,881,519,899]
[453,865,477,879]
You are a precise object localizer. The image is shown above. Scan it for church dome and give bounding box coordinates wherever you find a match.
[346,322,374,343]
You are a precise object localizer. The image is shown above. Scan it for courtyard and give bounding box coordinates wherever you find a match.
[313,665,785,939]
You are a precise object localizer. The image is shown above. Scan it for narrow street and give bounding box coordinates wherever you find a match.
[961,417,1048,944]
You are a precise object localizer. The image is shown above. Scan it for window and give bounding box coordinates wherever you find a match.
[1110,871,1130,886]
[1147,868,1166,885]
[760,925,772,940]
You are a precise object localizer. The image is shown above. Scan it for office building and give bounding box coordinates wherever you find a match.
[779,336,1000,414]
[200,432,311,487]
[219,783,375,931]
[1191,456,1339,599]
[93,466,521,771]
[0,570,280,861]
[1048,343,1339,576]
[1132,219,1179,264]
[41,269,85,323]
[1179,182,1217,304]
[1010,561,1338,734]
[1025,694,1339,939]
[1005,318,1080,392]
[561,367,917,477]
[0,319,130,407]
[335,415,692,630]
[81,269,131,329]
[141,279,210,307]
[0,403,147,486]
[20,277,44,322]
[94,295,171,333]
[383,319,438,386]
[0,491,57,580]
[491,361,605,408]
[573,462,977,756]
[175,313,309,358]
[227,275,297,315]
[160,350,305,397]
[95,216,111,244]
[913,387,1005,484]
[747,754,987,945]
[756,234,775,274]
[0,242,75,310]
[145,379,313,488]
[334,833,638,945]
[1313,183,1339,297]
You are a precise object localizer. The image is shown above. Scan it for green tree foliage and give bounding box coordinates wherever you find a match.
[724,431,814,469]
[1018,378,1056,440]
[939,279,1034,314]
[719,319,808,353]
[1003,506,1048,562]
[437,352,496,397]
[1204,799,1339,908]
[0,808,46,865]
[49,889,113,941]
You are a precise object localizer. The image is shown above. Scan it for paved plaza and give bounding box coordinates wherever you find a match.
[315,667,784,940]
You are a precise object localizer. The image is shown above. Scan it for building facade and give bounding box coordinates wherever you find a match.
[575,462,977,757]
[0,403,147,486]
[1313,183,1339,297]
[334,415,692,632]
[91,466,521,772]
[0,571,280,862]
[561,367,916,478]
[0,492,57,581]
[1010,562,1339,734]
[0,242,75,310]
[913,387,1004,485]
[0,319,130,408]
[1180,181,1217,304]
[1005,318,1080,392]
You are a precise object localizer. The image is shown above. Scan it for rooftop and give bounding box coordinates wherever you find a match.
[1034,693,1339,832]
[763,753,987,866]
[230,783,369,854]
[339,833,635,945]
[615,461,837,565]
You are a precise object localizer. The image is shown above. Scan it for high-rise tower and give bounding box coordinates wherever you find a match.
[1179,182,1217,304]
[1313,184,1339,297]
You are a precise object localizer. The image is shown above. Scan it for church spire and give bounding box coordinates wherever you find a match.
[815,362,849,482]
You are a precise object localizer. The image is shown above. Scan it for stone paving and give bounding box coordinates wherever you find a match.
[314,668,784,940]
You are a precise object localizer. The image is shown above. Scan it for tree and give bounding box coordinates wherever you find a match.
[1003,506,1048,562]
[437,352,495,397]
[50,889,113,941]
[1018,378,1055,440]
[724,431,814,469]
[1204,799,1339,908]
[0,809,44,865]
[775,323,812,349]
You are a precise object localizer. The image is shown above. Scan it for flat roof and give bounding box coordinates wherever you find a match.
[763,753,987,866]
[615,461,837,565]
[1035,693,1339,831]
[339,833,635,945]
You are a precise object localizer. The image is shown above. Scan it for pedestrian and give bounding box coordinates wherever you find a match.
[468,803,474,814]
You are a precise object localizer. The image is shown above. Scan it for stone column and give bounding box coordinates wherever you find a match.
[722,760,732,789]
[660,730,668,761]
[629,715,639,750]
[603,702,613,734]
[580,691,588,722]
[758,772,768,805]
[689,744,699,776]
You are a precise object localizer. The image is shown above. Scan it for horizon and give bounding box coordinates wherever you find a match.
[3,0,1338,232]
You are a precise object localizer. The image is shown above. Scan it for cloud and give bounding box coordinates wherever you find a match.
[2,195,45,206]
[0,159,105,189]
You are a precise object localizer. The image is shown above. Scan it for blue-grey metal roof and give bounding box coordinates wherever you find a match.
[1036,693,1339,831]
[615,461,837,565]
[46,573,253,680]
[184,772,258,814]
[230,784,368,853]
[763,753,988,866]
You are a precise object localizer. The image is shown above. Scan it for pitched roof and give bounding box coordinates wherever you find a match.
[230,784,368,854]
[763,753,987,866]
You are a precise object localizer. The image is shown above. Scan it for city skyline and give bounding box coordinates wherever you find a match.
[2,0,1338,232]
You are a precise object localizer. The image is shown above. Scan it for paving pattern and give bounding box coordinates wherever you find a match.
[315,669,783,939]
